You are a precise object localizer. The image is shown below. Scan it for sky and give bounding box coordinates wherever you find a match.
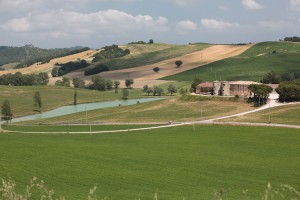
[0,0,300,48]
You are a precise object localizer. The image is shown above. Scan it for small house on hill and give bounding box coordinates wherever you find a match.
[196,82,214,95]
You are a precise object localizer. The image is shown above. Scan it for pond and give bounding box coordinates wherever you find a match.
[11,98,164,123]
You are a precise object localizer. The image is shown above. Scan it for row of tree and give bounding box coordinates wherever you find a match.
[128,39,154,44]
[84,64,110,76]
[261,71,300,84]
[142,84,177,96]
[283,36,300,42]
[51,60,89,77]
[0,72,49,86]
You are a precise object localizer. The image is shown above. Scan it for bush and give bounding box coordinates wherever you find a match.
[52,60,89,77]
[84,64,110,76]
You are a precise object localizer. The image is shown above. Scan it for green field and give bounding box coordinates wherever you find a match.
[0,86,144,117]
[163,42,300,82]
[18,98,254,124]
[221,103,300,125]
[85,43,211,71]
[0,125,299,199]
[2,124,162,133]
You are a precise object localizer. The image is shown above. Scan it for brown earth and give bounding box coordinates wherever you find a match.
[63,44,253,88]
[0,50,95,75]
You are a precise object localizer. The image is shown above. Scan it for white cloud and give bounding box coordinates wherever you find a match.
[176,20,197,31]
[242,0,263,10]
[290,0,300,11]
[2,17,31,32]
[1,9,169,36]
[201,19,239,30]
[258,20,290,30]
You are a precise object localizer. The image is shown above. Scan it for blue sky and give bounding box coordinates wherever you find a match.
[0,0,300,48]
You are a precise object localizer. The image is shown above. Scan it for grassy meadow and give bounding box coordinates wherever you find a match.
[0,125,299,199]
[0,85,145,118]
[220,103,300,125]
[85,43,211,71]
[2,124,162,133]
[17,98,254,124]
[163,42,300,82]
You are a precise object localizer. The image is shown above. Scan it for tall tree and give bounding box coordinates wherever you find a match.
[1,100,13,122]
[74,88,77,105]
[167,84,177,95]
[34,92,42,112]
[121,89,129,99]
[125,79,134,88]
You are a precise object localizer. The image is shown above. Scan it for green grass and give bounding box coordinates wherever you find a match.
[221,103,300,125]
[163,42,300,82]
[20,98,254,124]
[0,125,299,199]
[0,86,144,117]
[2,124,162,133]
[86,43,211,71]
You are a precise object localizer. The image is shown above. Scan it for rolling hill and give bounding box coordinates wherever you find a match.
[162,42,300,82]
[0,45,89,68]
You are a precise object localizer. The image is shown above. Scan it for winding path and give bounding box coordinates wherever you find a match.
[2,93,299,134]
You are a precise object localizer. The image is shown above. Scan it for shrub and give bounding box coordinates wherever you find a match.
[84,64,110,76]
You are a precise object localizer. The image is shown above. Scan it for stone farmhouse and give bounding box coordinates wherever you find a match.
[196,81,278,98]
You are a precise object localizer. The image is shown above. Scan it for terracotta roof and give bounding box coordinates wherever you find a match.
[197,82,214,88]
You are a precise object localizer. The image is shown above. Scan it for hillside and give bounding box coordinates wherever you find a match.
[162,42,300,82]
[0,45,89,68]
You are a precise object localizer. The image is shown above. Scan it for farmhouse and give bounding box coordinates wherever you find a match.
[196,80,273,98]
[196,82,214,95]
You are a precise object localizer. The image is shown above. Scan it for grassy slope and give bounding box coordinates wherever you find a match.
[220,103,300,125]
[22,98,254,124]
[163,42,300,82]
[0,126,299,199]
[86,43,211,71]
[2,124,160,133]
[0,86,143,117]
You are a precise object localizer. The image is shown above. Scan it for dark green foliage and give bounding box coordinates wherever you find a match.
[0,45,89,68]
[84,64,110,76]
[175,60,183,68]
[190,77,203,93]
[125,79,134,88]
[89,76,113,91]
[153,67,160,73]
[72,78,85,88]
[52,60,89,77]
[276,82,300,102]
[0,72,49,86]
[153,85,164,96]
[128,41,147,44]
[284,36,300,42]
[148,39,154,44]
[33,92,42,112]
[1,100,12,121]
[261,71,280,84]
[248,84,273,106]
[92,45,130,62]
[167,84,177,95]
[121,88,129,99]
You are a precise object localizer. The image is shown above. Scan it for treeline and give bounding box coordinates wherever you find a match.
[92,45,130,62]
[84,64,110,76]
[0,72,49,86]
[283,36,300,42]
[128,39,154,44]
[51,60,89,77]
[261,71,300,84]
[276,82,300,102]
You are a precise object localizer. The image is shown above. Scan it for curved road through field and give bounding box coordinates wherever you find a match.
[2,93,299,134]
